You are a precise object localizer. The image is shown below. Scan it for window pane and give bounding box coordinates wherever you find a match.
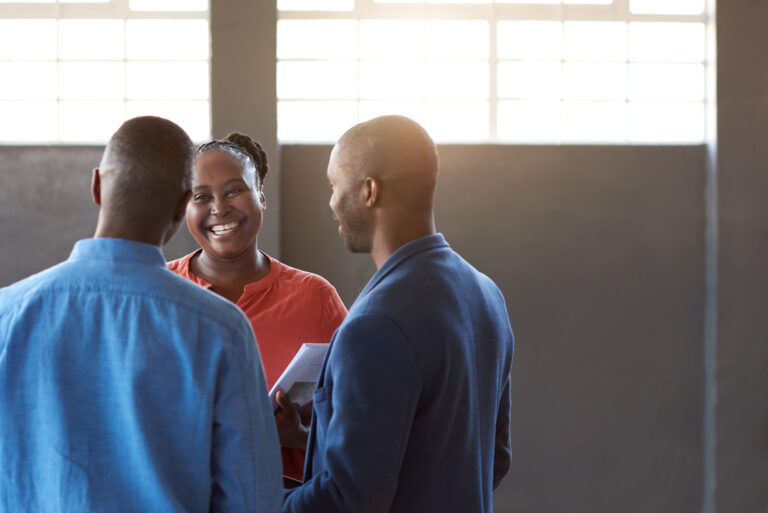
[497,100,560,143]
[126,20,209,60]
[58,101,125,143]
[0,62,57,100]
[278,61,358,99]
[562,101,625,142]
[279,0,353,9]
[627,102,704,143]
[427,20,488,60]
[628,63,705,101]
[127,101,210,142]
[563,0,612,4]
[127,62,209,100]
[278,20,358,59]
[360,20,424,59]
[563,62,626,101]
[0,20,57,60]
[495,0,558,4]
[428,0,490,4]
[130,0,208,10]
[359,100,425,123]
[360,61,425,99]
[278,100,358,142]
[498,61,561,99]
[629,22,705,62]
[59,62,125,100]
[0,101,57,142]
[59,20,124,60]
[498,21,561,60]
[630,0,704,15]
[426,61,489,99]
[425,100,488,141]
[563,21,627,61]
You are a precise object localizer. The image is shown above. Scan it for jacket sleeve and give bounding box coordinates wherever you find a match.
[492,372,512,490]
[211,317,283,513]
[281,314,421,513]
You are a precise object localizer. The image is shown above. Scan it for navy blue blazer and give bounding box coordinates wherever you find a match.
[282,233,514,513]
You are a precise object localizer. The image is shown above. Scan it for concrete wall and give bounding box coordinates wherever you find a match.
[0,146,198,286]
[715,1,768,512]
[281,144,707,513]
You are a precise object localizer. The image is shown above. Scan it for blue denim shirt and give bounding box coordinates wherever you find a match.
[0,238,282,513]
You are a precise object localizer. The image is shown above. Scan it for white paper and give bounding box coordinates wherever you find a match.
[268,343,329,411]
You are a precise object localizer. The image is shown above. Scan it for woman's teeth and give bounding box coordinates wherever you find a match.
[210,222,239,235]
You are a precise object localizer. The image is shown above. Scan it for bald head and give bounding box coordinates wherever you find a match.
[327,116,439,264]
[334,115,439,214]
[94,116,195,245]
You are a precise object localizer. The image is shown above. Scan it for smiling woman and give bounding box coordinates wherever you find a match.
[167,132,348,484]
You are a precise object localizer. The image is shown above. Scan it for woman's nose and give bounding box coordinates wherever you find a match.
[210,196,230,216]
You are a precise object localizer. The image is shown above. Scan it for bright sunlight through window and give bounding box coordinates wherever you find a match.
[0,0,210,143]
[277,0,709,144]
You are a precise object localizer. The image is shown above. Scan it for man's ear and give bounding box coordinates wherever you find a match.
[91,168,102,206]
[363,177,379,207]
[172,190,192,223]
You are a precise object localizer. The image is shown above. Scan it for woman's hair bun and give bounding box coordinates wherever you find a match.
[223,132,269,185]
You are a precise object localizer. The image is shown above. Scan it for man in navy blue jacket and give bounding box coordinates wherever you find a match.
[281,115,514,513]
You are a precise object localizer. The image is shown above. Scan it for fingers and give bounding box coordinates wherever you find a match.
[275,388,294,413]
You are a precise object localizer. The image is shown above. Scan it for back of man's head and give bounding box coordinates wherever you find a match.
[97,116,194,227]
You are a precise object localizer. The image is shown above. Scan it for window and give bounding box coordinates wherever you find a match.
[0,0,210,143]
[277,0,708,143]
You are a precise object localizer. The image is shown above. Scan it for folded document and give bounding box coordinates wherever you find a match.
[268,343,329,411]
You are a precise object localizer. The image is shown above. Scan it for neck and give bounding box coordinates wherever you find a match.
[93,216,166,247]
[370,212,435,269]
[196,243,270,285]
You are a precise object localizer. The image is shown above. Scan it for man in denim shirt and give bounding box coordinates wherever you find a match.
[0,117,282,513]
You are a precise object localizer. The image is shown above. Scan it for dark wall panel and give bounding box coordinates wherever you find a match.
[280,144,707,513]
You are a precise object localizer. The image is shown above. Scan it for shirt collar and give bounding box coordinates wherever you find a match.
[354,232,448,306]
[68,238,167,268]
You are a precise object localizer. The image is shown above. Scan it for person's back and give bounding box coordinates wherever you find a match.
[327,235,513,512]
[0,116,282,513]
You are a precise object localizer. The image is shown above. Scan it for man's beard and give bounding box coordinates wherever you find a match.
[339,205,371,254]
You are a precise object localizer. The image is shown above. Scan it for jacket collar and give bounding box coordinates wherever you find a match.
[352,233,448,309]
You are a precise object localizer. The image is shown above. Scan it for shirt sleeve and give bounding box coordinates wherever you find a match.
[210,316,283,513]
[318,286,348,341]
[493,372,512,489]
[281,314,421,513]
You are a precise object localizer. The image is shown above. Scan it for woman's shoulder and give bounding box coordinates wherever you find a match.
[167,249,201,275]
[273,259,334,293]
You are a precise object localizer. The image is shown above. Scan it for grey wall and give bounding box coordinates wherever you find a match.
[715,1,768,512]
[280,144,708,513]
[0,146,198,286]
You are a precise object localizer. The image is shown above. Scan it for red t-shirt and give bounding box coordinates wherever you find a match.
[168,249,347,481]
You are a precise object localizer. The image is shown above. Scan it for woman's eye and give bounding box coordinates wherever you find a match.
[226,188,243,196]
[193,194,210,202]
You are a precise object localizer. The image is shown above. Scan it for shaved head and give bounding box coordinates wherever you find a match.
[327,116,439,264]
[98,116,194,224]
[333,115,439,214]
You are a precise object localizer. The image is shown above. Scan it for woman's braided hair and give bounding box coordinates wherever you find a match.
[197,132,269,188]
